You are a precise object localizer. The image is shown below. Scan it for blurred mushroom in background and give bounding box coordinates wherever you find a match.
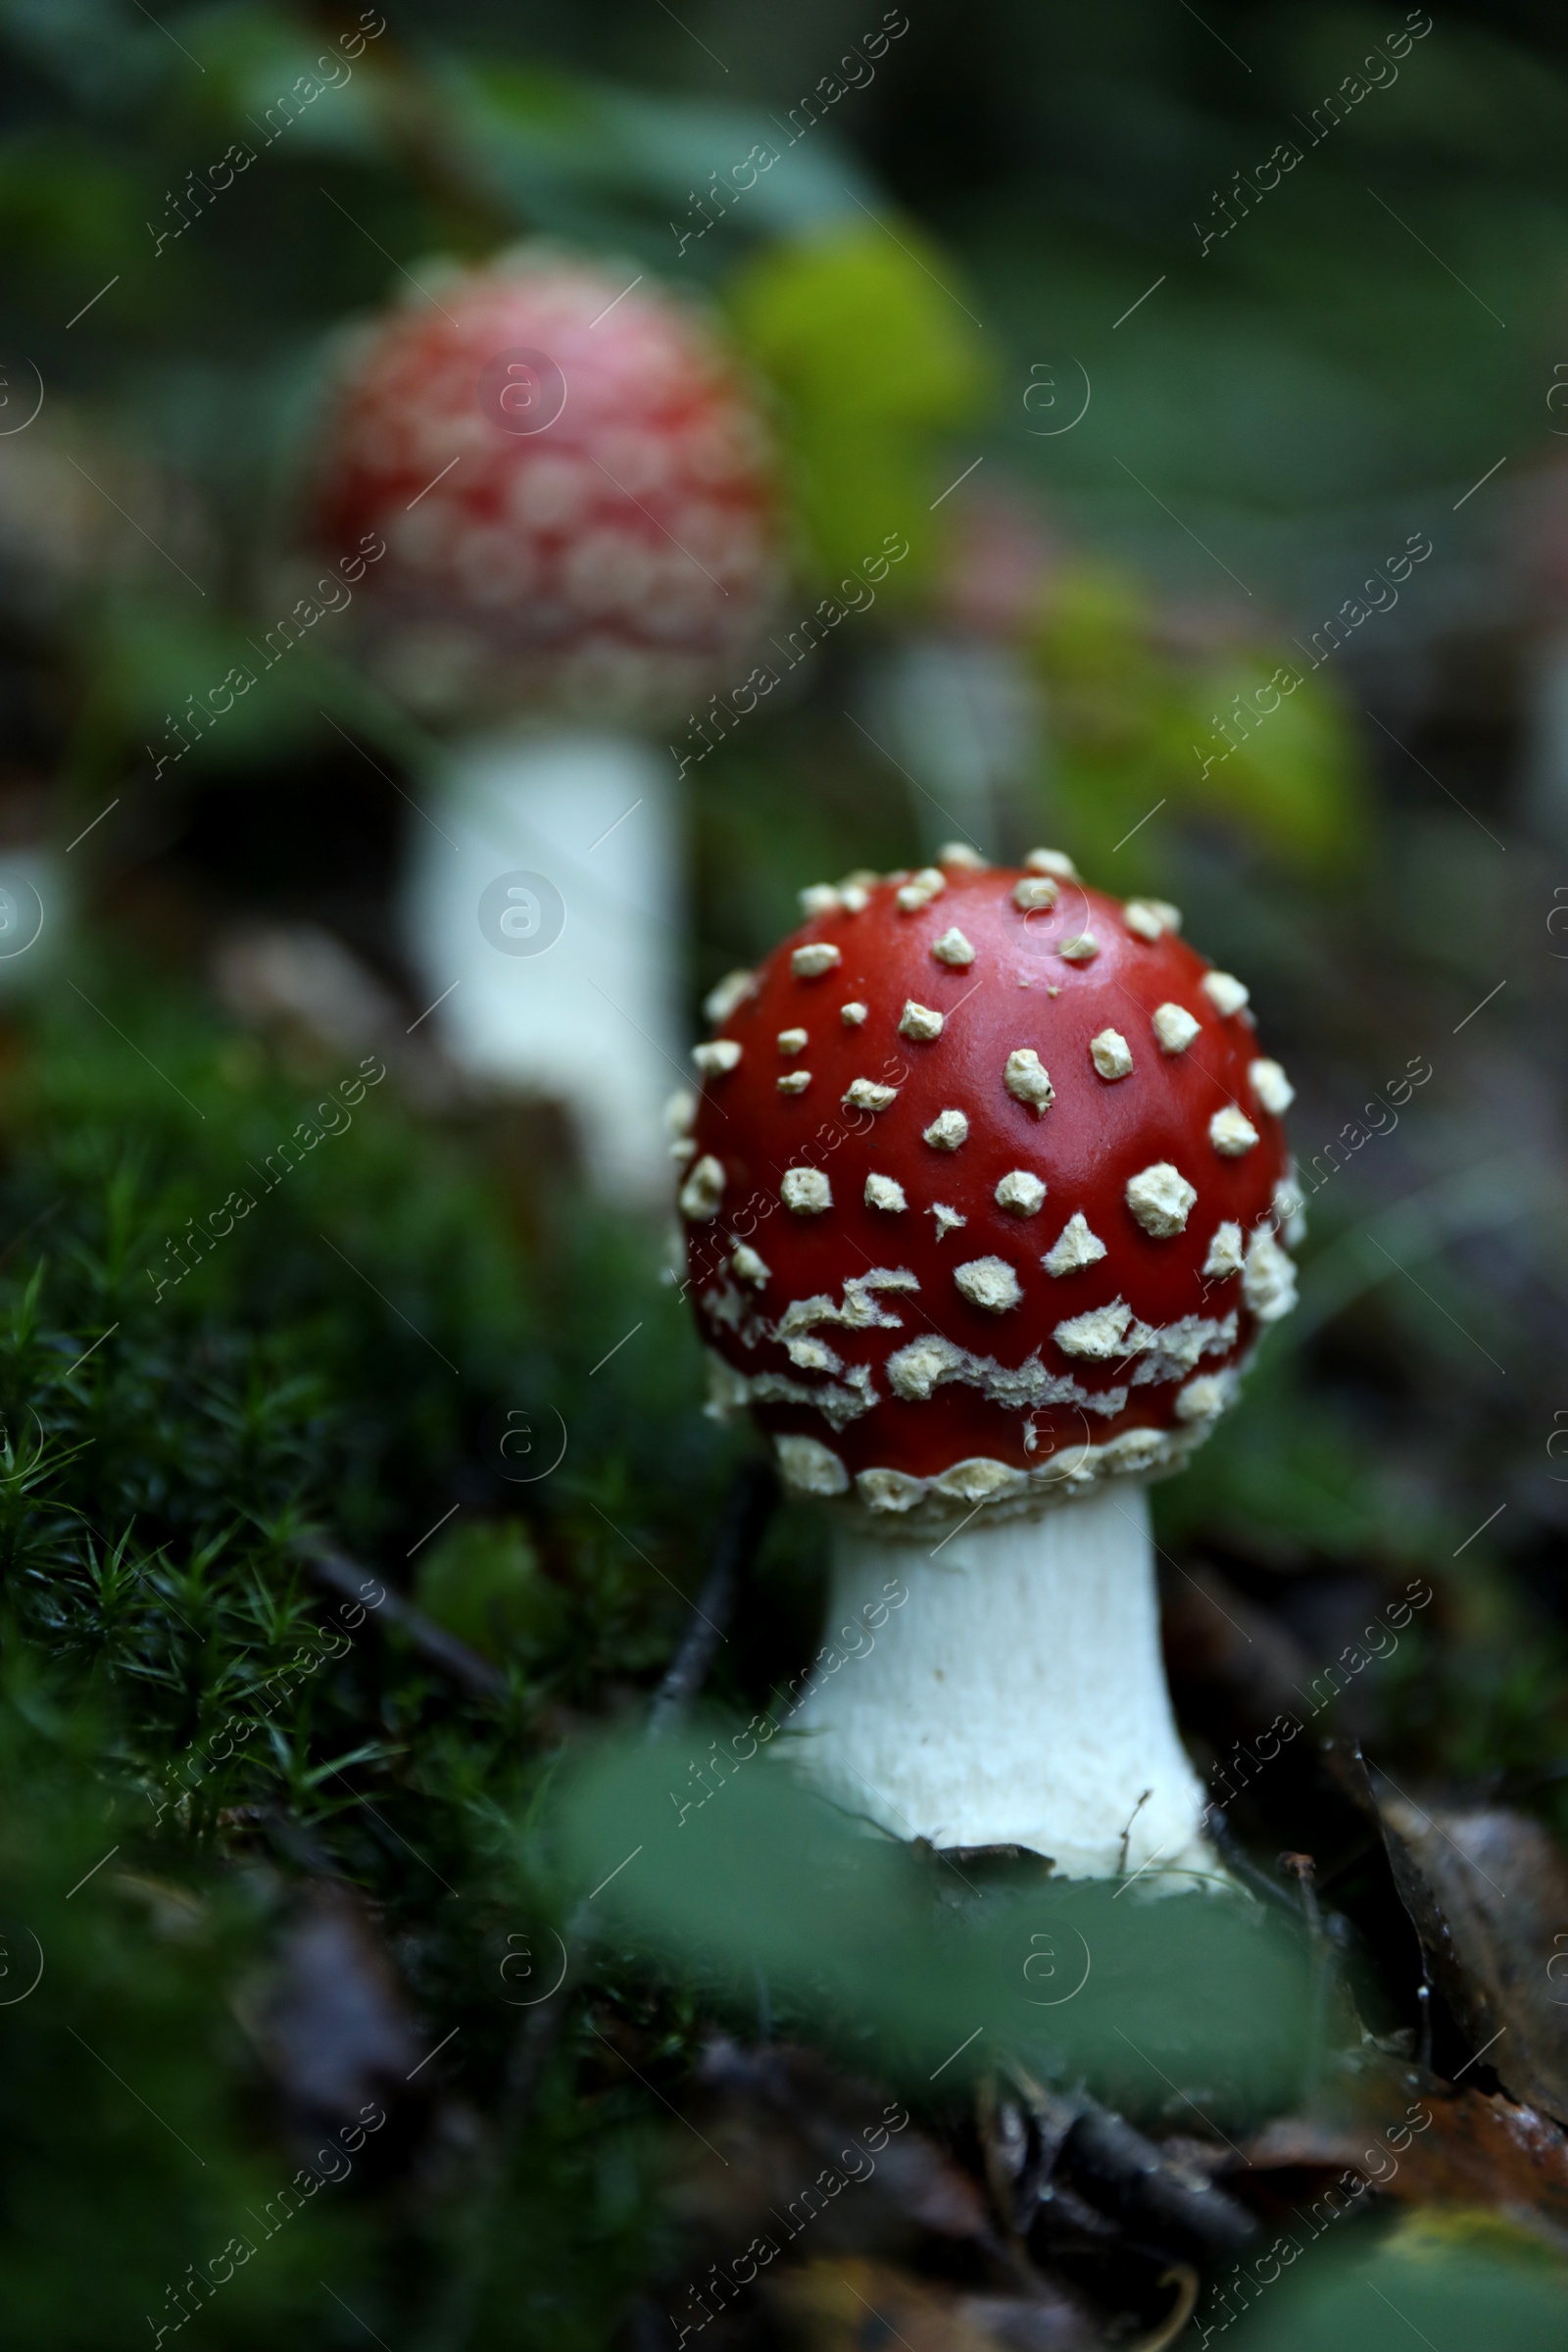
[306,250,787,1201]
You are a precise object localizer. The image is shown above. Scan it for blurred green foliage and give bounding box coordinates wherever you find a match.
[726,222,991,588]
[1028,563,1368,875]
[0,1693,335,2352]
[1222,2209,1568,2350]
[560,1726,1313,2123]
[416,1518,563,1663]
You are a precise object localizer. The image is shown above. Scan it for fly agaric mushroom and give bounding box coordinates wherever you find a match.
[681,851,1300,1880]
[308,251,784,1198]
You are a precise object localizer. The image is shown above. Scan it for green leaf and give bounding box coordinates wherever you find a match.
[1029,563,1367,873]
[727,223,992,587]
[556,1725,1311,2120]
[1221,2209,1568,2349]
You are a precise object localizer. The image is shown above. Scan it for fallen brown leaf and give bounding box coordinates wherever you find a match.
[1238,2078,1568,2251]
[1369,1789,1568,2122]
[669,2040,995,2261]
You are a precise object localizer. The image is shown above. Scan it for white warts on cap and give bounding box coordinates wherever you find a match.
[1012,876,1059,912]
[1122,902,1165,942]
[692,1039,741,1078]
[899,1000,945,1041]
[1175,1372,1233,1422]
[996,1169,1047,1216]
[792,942,842,978]
[1043,1210,1108,1276]
[931,1203,967,1240]
[1201,971,1250,1016]
[777,1027,808,1055]
[1150,900,1183,933]
[941,844,986,870]
[1090,1028,1134,1080]
[1202,1221,1245,1279]
[773,1434,850,1495]
[876,1308,1235,1418]
[704,1350,751,1421]
[931,926,975,967]
[1059,934,1100,963]
[1004,1048,1054,1114]
[781,1167,832,1214]
[841,1002,868,1025]
[1250,1057,1295,1114]
[663,1088,696,1136]
[854,1466,927,1511]
[896,867,947,912]
[1152,1002,1200,1054]
[731,1242,770,1287]
[1026,849,1079,879]
[864,1173,907,1212]
[679,1154,726,1220]
[923,1107,970,1151]
[1244,1225,1298,1321]
[844,1077,899,1111]
[1126,1162,1198,1237]
[955,1256,1023,1312]
[1209,1106,1260,1156]
[939,1459,1029,1503]
[777,1071,812,1095]
[798,884,840,917]
[838,882,871,913]
[786,1334,843,1373]
[1274,1173,1307,1246]
[1054,1298,1132,1358]
[775,1271,916,1342]
[703,969,756,1025]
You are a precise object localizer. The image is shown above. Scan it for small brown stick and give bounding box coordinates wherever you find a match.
[646,1458,777,1739]
[301,1542,507,1700]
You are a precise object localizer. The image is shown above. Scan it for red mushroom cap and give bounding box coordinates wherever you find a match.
[308,250,785,722]
[679,854,1299,1519]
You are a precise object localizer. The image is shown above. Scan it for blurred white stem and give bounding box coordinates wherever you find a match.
[403,727,683,1201]
[876,635,1040,859]
[790,1486,1214,1883]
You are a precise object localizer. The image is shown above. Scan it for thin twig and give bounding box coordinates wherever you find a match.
[300,1543,506,1699]
[646,1459,777,1738]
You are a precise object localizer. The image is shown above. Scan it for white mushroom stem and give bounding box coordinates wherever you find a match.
[402,724,682,1203]
[789,1485,1214,1884]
